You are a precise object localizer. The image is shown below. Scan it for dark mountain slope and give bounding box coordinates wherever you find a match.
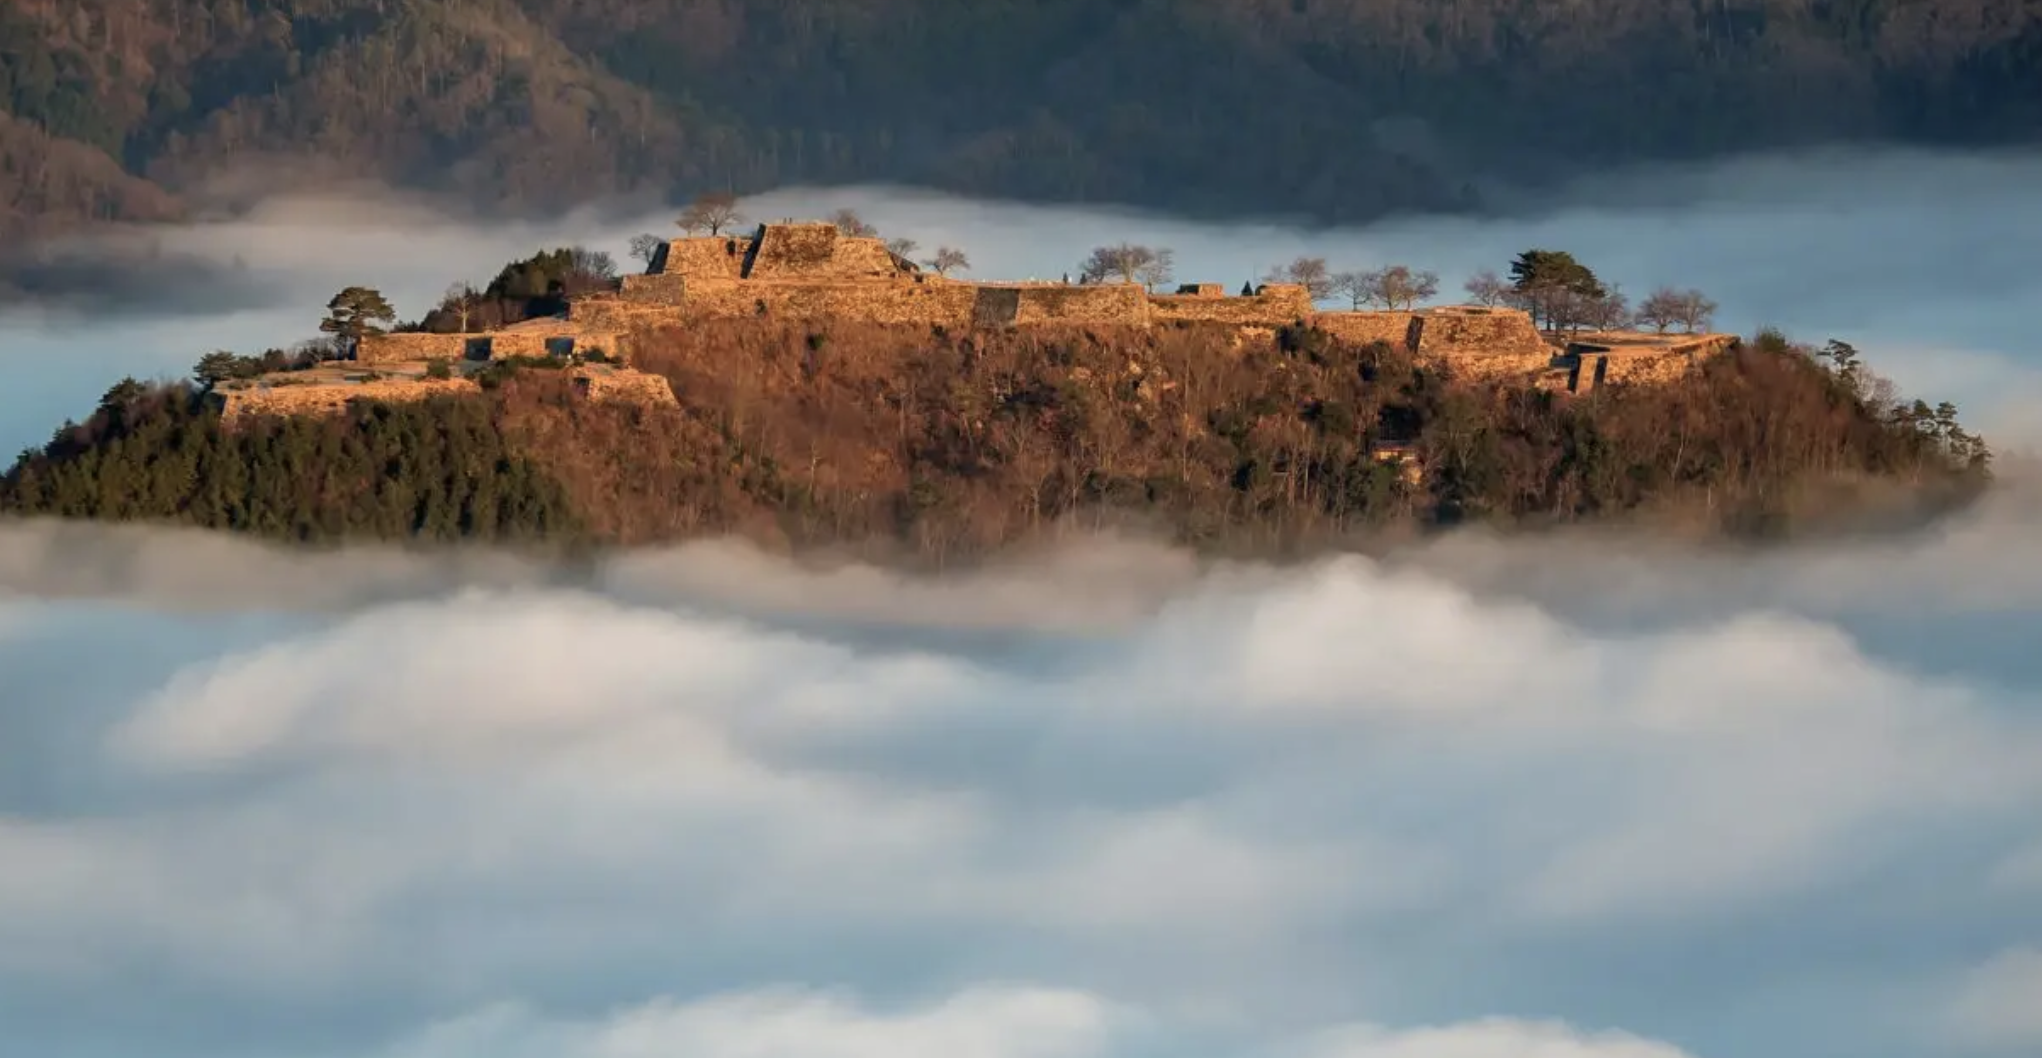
[4,0,2041,237]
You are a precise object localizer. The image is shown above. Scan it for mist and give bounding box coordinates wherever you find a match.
[5,148,2042,1058]
[7,496,2042,1057]
[4,146,2042,455]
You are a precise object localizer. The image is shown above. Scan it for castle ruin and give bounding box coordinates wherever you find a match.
[261,219,1732,424]
[591,222,1318,331]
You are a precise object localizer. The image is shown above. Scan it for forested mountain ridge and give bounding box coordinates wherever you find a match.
[5,0,2041,238]
[0,318,1992,555]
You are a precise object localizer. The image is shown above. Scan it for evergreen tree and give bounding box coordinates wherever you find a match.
[319,287,397,360]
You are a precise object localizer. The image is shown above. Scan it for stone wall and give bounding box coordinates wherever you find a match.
[735,224,914,281]
[361,323,630,365]
[680,276,980,326]
[570,293,685,329]
[1410,307,1549,359]
[617,273,689,306]
[1597,352,1693,387]
[571,366,679,407]
[1149,283,1314,327]
[1009,283,1150,325]
[1563,332,1737,390]
[358,332,475,363]
[1433,348,1566,385]
[653,237,746,279]
[214,377,479,422]
[1313,311,1422,348]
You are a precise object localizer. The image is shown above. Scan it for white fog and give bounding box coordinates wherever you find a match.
[2,148,2041,1058]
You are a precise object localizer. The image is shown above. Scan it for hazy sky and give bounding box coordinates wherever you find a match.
[3,148,2042,1058]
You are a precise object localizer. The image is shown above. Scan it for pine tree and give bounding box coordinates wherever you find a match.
[319,287,397,360]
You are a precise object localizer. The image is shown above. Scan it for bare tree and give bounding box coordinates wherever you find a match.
[1080,243,1173,288]
[1635,286,1717,333]
[627,233,664,267]
[443,282,477,333]
[1329,272,1370,309]
[1264,256,1335,301]
[1463,269,1511,307]
[925,247,970,275]
[830,208,878,237]
[1580,285,1632,331]
[1384,266,1440,309]
[886,237,919,260]
[1136,247,1175,291]
[1636,287,1681,332]
[1674,289,1718,333]
[568,247,617,282]
[1340,265,1441,310]
[677,191,745,236]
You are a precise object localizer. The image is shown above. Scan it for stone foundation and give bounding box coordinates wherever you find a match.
[213,376,479,422]
[1563,332,1739,391]
[1150,283,1314,327]
[1413,307,1551,359]
[1314,311,1423,348]
[361,323,630,365]
[1009,283,1150,325]
[571,366,678,407]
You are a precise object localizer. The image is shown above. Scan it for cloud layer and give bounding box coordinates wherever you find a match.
[7,498,2042,1057]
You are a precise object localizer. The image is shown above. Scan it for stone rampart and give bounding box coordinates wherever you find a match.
[214,377,479,422]
[736,224,914,281]
[1010,283,1150,325]
[572,366,678,407]
[1433,348,1566,385]
[1564,332,1737,389]
[570,293,684,330]
[1313,311,1422,348]
[653,236,746,279]
[361,323,630,364]
[358,332,473,364]
[1149,283,1314,327]
[679,277,980,326]
[1410,307,1550,359]
[617,273,688,307]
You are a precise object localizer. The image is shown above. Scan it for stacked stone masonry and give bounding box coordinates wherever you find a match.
[214,365,677,423]
[620,225,1312,330]
[213,377,480,423]
[1149,284,1314,327]
[360,322,631,365]
[249,222,1730,430]
[571,366,679,407]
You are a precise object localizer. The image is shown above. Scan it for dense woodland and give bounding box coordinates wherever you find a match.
[5,0,2042,237]
[0,318,1990,557]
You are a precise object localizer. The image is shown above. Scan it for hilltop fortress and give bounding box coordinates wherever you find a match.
[598,222,1731,390]
[220,220,1734,420]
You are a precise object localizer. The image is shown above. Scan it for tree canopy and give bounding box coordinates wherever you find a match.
[7,0,2042,240]
[319,287,396,358]
[677,192,746,236]
[1080,244,1174,288]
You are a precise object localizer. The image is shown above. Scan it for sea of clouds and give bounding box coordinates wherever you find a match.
[3,147,2042,1058]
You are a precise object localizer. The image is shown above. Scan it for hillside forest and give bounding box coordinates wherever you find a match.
[6,0,2042,239]
[0,302,1991,558]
